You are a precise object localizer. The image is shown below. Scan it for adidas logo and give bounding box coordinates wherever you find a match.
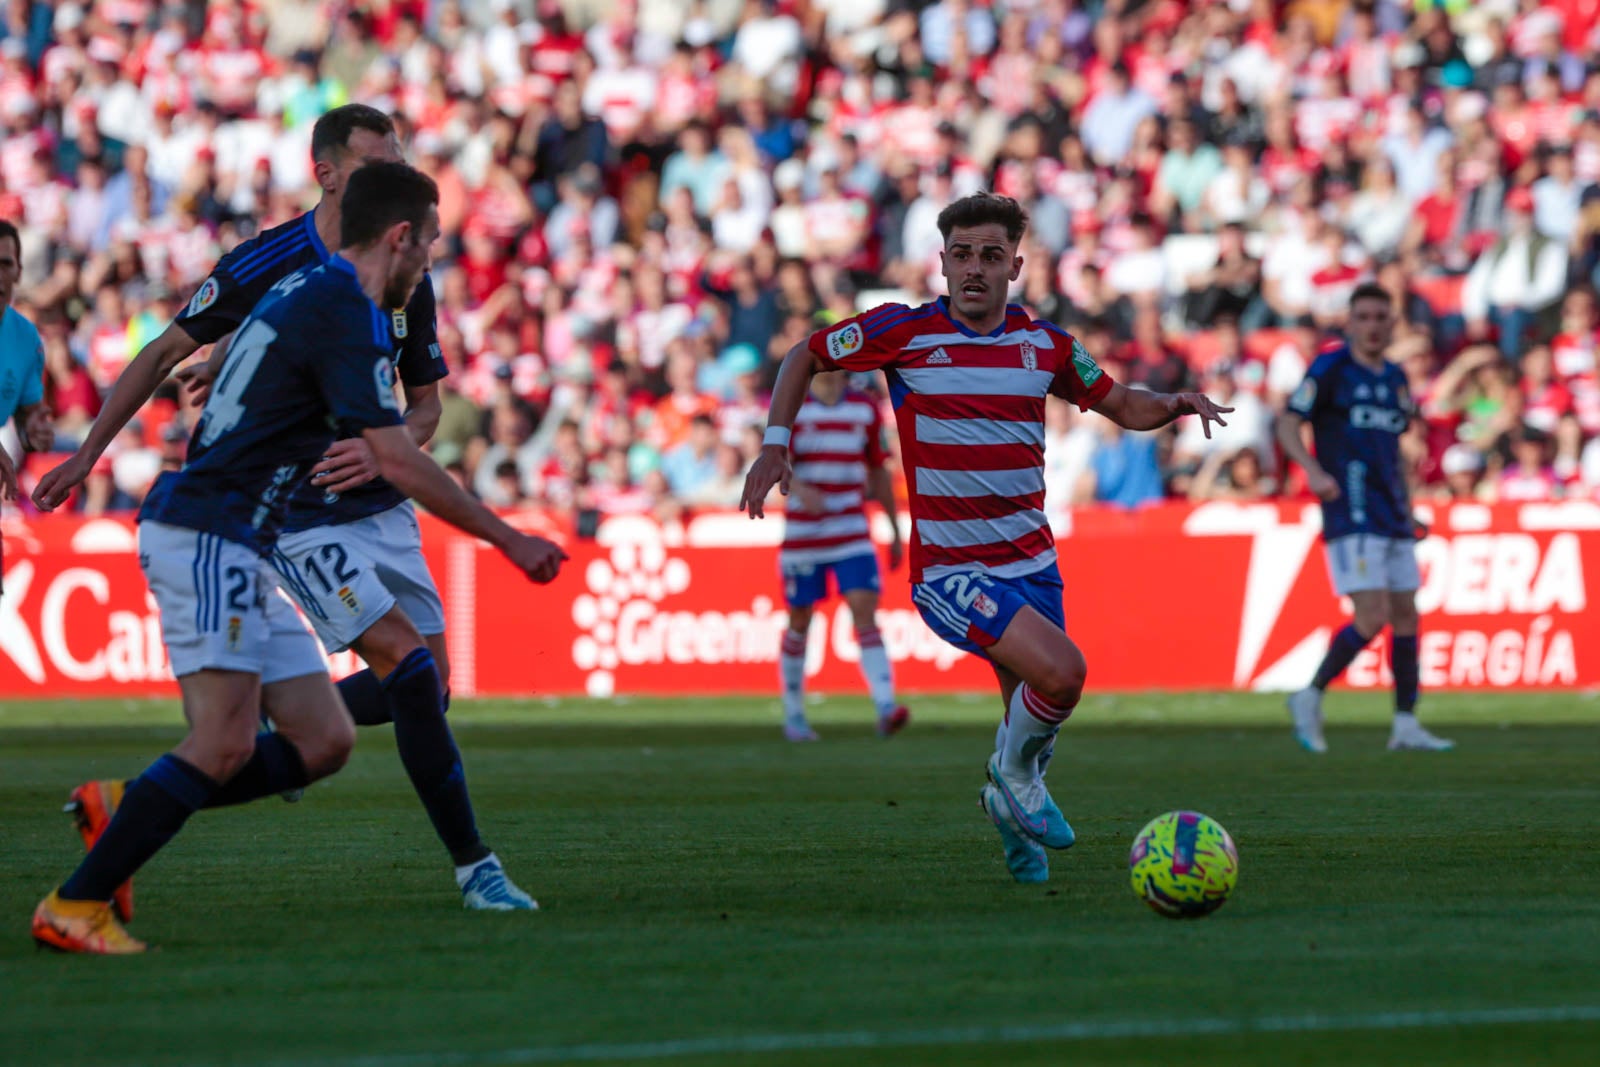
[925,348,953,365]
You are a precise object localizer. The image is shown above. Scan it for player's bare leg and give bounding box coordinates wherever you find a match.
[843,589,908,736]
[343,606,535,909]
[1385,589,1452,751]
[779,605,818,741]
[1288,589,1388,753]
[980,607,1084,851]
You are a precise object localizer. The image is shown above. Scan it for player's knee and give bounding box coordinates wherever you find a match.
[300,713,356,779]
[1353,605,1391,637]
[848,603,878,631]
[1033,652,1087,708]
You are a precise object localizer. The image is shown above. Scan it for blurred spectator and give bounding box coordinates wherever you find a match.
[1462,186,1570,361]
[661,413,720,499]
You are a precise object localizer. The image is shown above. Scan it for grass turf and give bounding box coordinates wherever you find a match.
[0,692,1596,1067]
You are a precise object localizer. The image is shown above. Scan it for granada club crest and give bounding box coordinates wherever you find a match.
[1020,341,1037,372]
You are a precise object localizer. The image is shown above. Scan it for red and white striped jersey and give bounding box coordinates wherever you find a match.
[810,299,1114,583]
[781,389,887,568]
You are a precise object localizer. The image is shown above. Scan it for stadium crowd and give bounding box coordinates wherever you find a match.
[7,0,1600,524]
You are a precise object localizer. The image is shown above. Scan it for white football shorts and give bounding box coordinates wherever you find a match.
[1323,534,1421,597]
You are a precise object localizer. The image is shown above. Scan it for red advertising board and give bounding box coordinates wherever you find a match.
[1,501,1596,698]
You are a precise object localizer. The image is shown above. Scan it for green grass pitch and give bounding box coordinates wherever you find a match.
[1,691,1597,1067]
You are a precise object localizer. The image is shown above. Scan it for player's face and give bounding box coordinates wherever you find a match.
[1348,297,1394,358]
[386,204,439,307]
[0,235,18,308]
[940,223,1021,327]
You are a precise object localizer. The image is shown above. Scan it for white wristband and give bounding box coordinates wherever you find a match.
[762,425,791,449]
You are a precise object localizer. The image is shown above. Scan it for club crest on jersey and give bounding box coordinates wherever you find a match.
[828,322,864,360]
[226,615,243,651]
[338,585,361,615]
[973,592,999,619]
[187,277,219,317]
[1020,341,1037,372]
[392,310,408,340]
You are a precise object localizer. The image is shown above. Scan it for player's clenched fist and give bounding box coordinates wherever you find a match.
[1306,469,1341,501]
[740,445,792,519]
[503,534,568,584]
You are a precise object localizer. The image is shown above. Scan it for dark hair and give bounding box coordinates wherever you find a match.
[339,162,440,248]
[311,103,395,163]
[936,192,1029,245]
[1349,281,1392,308]
[0,219,19,258]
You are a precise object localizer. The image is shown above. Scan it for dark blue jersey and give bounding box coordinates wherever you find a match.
[1287,345,1415,541]
[141,257,406,554]
[174,212,447,530]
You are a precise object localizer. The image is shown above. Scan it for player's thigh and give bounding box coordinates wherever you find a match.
[914,568,1082,703]
[986,607,1087,707]
[172,668,264,780]
[367,503,446,638]
[260,669,355,779]
[270,523,398,655]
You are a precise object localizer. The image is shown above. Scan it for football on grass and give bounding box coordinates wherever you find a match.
[1129,811,1239,918]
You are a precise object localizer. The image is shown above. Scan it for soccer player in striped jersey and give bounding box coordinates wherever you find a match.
[742,193,1232,884]
[778,369,908,741]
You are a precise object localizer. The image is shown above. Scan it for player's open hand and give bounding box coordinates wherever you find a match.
[504,533,568,584]
[740,445,792,520]
[1307,469,1341,501]
[0,446,18,503]
[1175,392,1234,439]
[174,360,217,405]
[32,452,92,511]
[311,438,381,494]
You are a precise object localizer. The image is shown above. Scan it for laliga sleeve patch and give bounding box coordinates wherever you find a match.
[1289,378,1317,414]
[827,322,864,361]
[186,277,220,317]
[374,358,400,411]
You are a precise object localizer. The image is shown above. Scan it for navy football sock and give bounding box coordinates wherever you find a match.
[60,754,216,903]
[1311,623,1372,690]
[1391,633,1420,713]
[385,648,488,867]
[338,668,393,726]
[203,732,310,808]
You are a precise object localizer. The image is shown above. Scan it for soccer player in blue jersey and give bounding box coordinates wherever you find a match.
[0,220,54,575]
[35,106,540,911]
[1276,282,1454,753]
[29,163,566,954]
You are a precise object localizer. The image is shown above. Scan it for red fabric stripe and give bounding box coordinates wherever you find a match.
[912,440,1043,472]
[914,491,1046,523]
[856,628,883,648]
[917,524,1055,569]
[909,394,1048,422]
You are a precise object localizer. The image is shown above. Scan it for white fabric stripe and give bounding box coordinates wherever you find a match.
[780,540,875,567]
[916,466,1044,498]
[916,509,1048,548]
[820,490,864,511]
[920,550,1058,583]
[783,513,870,540]
[900,327,1057,351]
[896,366,1055,396]
[912,586,968,633]
[793,461,866,483]
[793,430,866,454]
[795,405,876,426]
[915,415,1045,447]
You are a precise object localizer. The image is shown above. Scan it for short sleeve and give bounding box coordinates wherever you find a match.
[18,325,44,406]
[808,304,910,372]
[1047,327,1115,411]
[1287,354,1337,418]
[394,274,447,388]
[174,263,273,346]
[314,293,406,434]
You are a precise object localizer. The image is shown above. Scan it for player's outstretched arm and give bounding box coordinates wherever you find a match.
[740,340,825,518]
[1092,381,1233,435]
[1274,410,1339,500]
[33,322,201,510]
[361,424,568,583]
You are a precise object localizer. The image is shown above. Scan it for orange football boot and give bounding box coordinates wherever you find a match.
[32,891,147,955]
[65,780,134,922]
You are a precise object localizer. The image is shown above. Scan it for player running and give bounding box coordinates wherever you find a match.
[1276,282,1454,754]
[741,193,1231,884]
[34,105,540,913]
[777,369,909,741]
[29,163,566,954]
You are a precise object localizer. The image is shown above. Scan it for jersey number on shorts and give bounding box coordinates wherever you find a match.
[941,573,984,610]
[303,543,359,594]
[198,319,278,449]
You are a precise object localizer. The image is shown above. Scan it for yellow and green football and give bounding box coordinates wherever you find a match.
[1128,811,1239,918]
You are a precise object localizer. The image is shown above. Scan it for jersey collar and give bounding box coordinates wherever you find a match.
[326,253,358,279]
[303,210,331,263]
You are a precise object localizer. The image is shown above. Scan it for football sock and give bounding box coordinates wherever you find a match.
[59,754,216,903]
[779,628,807,723]
[1391,633,1420,714]
[1000,684,1075,782]
[855,626,896,717]
[386,647,489,868]
[203,732,309,808]
[1312,623,1371,690]
[338,668,393,726]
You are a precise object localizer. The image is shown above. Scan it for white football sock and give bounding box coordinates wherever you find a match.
[855,626,896,717]
[779,628,807,723]
[1000,684,1074,783]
